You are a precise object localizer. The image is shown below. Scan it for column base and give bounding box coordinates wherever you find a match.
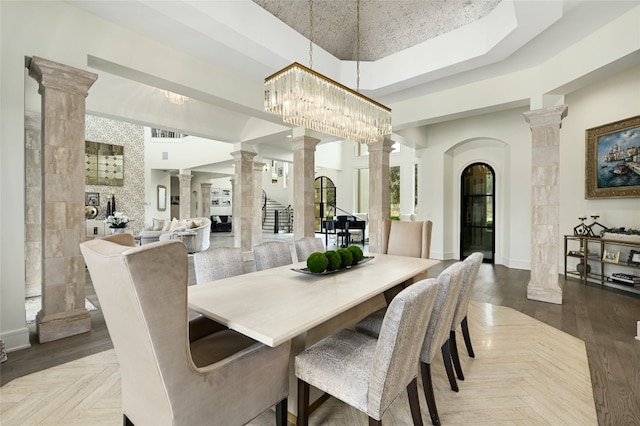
[527,281,563,304]
[36,309,91,343]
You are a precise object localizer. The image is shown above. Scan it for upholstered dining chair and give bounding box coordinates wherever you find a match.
[80,235,291,426]
[357,262,465,426]
[193,246,245,283]
[253,240,293,271]
[294,236,325,262]
[296,278,440,426]
[450,252,483,380]
[381,218,433,259]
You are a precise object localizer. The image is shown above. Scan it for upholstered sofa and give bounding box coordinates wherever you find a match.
[138,217,211,252]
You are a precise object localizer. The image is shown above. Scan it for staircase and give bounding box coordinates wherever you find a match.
[262,198,293,233]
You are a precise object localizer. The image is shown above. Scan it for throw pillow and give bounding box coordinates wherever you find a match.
[212,216,221,224]
[162,219,172,232]
[192,219,203,228]
[152,218,165,231]
[169,218,182,231]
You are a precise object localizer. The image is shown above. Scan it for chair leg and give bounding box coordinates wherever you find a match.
[441,340,459,392]
[275,397,287,426]
[123,414,134,426]
[297,379,310,426]
[407,377,424,426]
[420,362,440,426]
[461,316,475,358]
[368,417,382,426]
[450,330,464,381]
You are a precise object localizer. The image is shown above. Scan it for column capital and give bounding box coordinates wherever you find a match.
[524,105,568,129]
[230,150,257,163]
[178,174,193,182]
[200,182,212,189]
[28,56,98,97]
[367,136,395,154]
[291,135,320,151]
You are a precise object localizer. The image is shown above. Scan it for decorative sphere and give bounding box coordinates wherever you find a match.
[347,245,364,263]
[306,252,329,273]
[324,250,341,271]
[337,248,353,269]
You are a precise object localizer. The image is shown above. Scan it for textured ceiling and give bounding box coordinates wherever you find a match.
[253,0,501,61]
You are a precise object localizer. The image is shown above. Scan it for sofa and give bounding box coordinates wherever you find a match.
[139,217,211,252]
[210,215,232,232]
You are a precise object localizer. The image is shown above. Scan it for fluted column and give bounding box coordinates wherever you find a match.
[200,182,212,221]
[178,174,192,219]
[231,150,257,253]
[368,137,395,253]
[524,104,568,304]
[291,135,320,240]
[253,161,266,246]
[28,56,98,343]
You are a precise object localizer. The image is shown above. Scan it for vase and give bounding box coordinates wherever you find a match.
[111,228,125,234]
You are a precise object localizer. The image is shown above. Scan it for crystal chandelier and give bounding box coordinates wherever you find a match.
[264,0,391,145]
[163,90,189,105]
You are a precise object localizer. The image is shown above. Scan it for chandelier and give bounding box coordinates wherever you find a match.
[264,0,391,145]
[163,90,189,105]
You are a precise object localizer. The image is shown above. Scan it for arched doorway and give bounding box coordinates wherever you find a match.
[314,176,336,232]
[460,163,495,263]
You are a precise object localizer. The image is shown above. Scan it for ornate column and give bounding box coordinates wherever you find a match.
[200,182,212,221]
[231,150,257,253]
[253,161,266,247]
[367,137,395,253]
[291,135,320,240]
[524,104,568,304]
[178,173,192,219]
[28,56,98,343]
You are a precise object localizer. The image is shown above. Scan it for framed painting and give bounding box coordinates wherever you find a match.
[85,192,100,206]
[585,115,640,199]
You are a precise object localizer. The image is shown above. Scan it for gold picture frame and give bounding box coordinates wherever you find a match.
[585,115,640,199]
[602,249,620,264]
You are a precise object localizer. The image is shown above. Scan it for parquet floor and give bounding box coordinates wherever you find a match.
[0,301,597,425]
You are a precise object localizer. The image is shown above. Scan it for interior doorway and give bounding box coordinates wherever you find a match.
[460,163,495,263]
[314,176,336,232]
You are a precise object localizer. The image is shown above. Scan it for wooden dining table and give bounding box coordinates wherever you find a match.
[188,253,440,417]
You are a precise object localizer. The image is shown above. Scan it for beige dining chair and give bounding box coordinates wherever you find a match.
[80,234,291,426]
[382,218,432,259]
[296,278,440,426]
[193,246,245,283]
[253,240,293,271]
[294,236,325,262]
[357,261,465,426]
[450,252,483,380]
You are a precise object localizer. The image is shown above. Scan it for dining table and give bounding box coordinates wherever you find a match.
[188,252,440,418]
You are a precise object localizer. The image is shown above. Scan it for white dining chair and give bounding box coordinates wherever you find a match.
[294,237,325,262]
[253,241,293,271]
[193,246,245,283]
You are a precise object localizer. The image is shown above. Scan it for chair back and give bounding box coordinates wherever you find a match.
[253,241,293,271]
[451,252,483,329]
[420,262,465,363]
[80,238,191,423]
[368,278,440,418]
[294,237,325,262]
[382,218,432,258]
[193,247,244,283]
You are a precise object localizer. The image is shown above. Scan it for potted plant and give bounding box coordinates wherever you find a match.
[601,227,640,243]
[104,212,131,234]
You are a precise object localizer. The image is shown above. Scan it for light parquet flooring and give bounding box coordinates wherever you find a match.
[0,301,597,425]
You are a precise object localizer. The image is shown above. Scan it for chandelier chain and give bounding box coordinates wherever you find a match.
[356,0,360,92]
[309,0,314,69]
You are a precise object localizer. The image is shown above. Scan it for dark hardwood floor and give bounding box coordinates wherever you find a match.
[2,258,639,425]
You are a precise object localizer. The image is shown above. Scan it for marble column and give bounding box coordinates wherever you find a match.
[28,56,98,343]
[24,112,42,298]
[253,161,266,247]
[367,137,395,254]
[178,174,192,219]
[200,182,212,221]
[231,150,257,253]
[524,105,568,304]
[291,135,320,240]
